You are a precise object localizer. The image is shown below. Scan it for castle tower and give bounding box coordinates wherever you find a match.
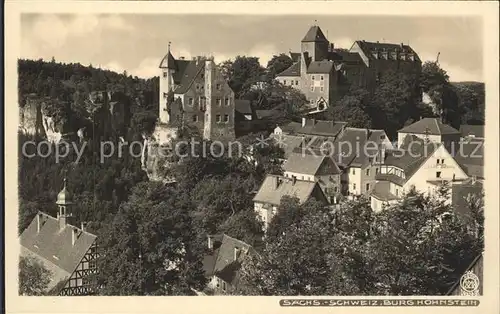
[203,58,214,140]
[159,42,176,124]
[56,177,73,230]
[301,25,329,63]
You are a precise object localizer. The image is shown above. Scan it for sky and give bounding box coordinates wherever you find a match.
[20,14,483,82]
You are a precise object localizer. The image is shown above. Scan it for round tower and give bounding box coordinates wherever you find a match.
[159,42,176,125]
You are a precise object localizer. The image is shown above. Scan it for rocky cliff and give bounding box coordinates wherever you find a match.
[141,124,179,183]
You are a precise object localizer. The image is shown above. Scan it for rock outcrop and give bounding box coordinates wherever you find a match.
[141,124,179,183]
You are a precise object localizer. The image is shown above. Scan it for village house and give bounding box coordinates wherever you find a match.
[460,124,485,141]
[19,178,98,296]
[273,118,393,197]
[276,24,421,112]
[202,234,255,295]
[158,44,235,141]
[283,150,342,203]
[253,174,329,230]
[370,118,484,211]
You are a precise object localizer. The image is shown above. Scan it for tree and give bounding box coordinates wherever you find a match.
[219,56,265,98]
[372,70,420,138]
[217,209,264,248]
[19,256,52,295]
[266,54,293,80]
[97,182,207,295]
[325,87,372,128]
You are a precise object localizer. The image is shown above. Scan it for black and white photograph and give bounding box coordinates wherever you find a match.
[5,1,499,309]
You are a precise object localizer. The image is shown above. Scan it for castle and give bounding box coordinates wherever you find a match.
[276,25,422,112]
[158,44,235,141]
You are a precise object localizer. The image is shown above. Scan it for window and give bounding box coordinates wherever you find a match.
[188,97,194,106]
[216,83,221,90]
[396,189,399,196]
[320,76,324,80]
[366,183,370,191]
[320,87,324,92]
[436,171,441,178]
[295,80,299,85]
[216,278,220,288]
[163,92,168,98]
[196,84,200,91]
[437,159,440,164]
[312,76,315,80]
[366,169,370,176]
[201,73,205,79]
[441,159,445,164]
[163,72,168,78]
[310,86,314,92]
[224,114,229,123]
[89,260,97,269]
[216,98,221,106]
[216,115,221,122]
[225,98,230,106]
[192,115,198,122]
[290,81,293,86]
[352,168,356,175]
[334,186,338,192]
[353,183,356,190]
[375,168,379,174]
[222,281,227,291]
[284,80,287,85]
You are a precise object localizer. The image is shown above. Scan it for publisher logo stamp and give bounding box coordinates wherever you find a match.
[460,271,480,296]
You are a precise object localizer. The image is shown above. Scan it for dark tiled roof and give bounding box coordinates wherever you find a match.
[235,99,253,115]
[302,26,328,42]
[290,52,301,62]
[20,211,97,292]
[332,128,388,167]
[398,118,460,135]
[202,235,254,286]
[460,125,484,139]
[330,50,364,64]
[173,60,205,94]
[280,119,347,137]
[283,152,341,176]
[375,173,406,186]
[307,60,335,74]
[447,253,483,295]
[354,40,421,62]
[277,62,301,77]
[253,175,322,206]
[453,141,484,178]
[383,142,441,181]
[159,51,176,69]
[370,181,399,201]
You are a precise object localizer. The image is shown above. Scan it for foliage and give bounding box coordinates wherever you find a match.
[97,182,207,295]
[19,256,52,296]
[238,189,484,296]
[219,56,265,98]
[325,87,373,128]
[265,54,294,80]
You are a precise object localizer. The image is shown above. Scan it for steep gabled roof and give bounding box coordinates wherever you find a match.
[159,51,177,69]
[283,152,341,176]
[253,175,322,206]
[302,25,328,42]
[353,40,421,62]
[307,60,335,74]
[173,60,205,94]
[453,140,484,179]
[202,234,254,286]
[276,61,301,77]
[398,118,460,135]
[20,211,97,292]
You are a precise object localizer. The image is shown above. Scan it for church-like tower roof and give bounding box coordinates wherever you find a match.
[301,25,328,43]
[56,178,73,205]
[159,50,177,69]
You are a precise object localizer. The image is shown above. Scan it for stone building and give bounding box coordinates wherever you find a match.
[276,24,422,111]
[158,44,235,141]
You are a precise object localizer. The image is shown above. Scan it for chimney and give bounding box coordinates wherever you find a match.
[234,248,240,261]
[207,235,214,249]
[37,213,43,233]
[81,222,87,232]
[330,43,334,51]
[302,117,307,127]
[72,228,78,246]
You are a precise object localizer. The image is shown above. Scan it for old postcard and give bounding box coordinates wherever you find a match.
[4,1,500,314]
